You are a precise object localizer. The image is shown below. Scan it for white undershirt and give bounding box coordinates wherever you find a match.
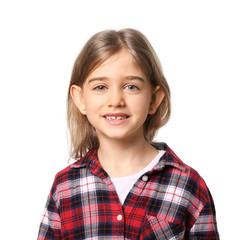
[111,150,165,205]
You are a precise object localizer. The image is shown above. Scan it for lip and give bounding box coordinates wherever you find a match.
[103,112,130,117]
[102,112,130,125]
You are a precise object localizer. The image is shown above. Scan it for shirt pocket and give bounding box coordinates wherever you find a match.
[140,215,185,240]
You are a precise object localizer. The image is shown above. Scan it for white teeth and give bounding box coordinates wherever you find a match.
[105,116,127,120]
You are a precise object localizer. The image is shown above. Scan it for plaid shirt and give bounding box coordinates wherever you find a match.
[38,143,219,239]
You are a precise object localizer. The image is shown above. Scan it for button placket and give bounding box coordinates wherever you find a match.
[117,214,123,221]
[142,175,148,182]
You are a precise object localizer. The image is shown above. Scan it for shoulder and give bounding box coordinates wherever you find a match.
[154,142,211,203]
[52,148,97,187]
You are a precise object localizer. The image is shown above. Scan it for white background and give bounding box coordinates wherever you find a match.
[0,0,247,239]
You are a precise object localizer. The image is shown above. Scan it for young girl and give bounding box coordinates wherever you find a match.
[38,29,219,239]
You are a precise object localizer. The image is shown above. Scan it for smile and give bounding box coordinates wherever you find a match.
[103,113,130,125]
[105,116,128,120]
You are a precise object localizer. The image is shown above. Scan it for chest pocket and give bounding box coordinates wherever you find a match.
[140,215,185,240]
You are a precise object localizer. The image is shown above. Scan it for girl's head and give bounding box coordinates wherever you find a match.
[67,28,171,160]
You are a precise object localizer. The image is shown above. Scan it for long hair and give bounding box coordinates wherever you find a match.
[67,29,171,160]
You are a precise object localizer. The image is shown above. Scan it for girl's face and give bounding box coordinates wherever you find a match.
[71,49,164,143]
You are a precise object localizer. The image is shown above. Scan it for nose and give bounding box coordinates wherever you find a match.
[107,87,125,108]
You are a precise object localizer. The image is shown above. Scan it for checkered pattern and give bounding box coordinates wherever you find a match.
[37,143,219,239]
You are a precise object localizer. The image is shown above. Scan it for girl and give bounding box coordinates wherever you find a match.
[38,29,219,239]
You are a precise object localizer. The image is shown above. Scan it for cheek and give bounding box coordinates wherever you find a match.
[132,97,151,117]
[84,96,101,111]
[83,97,104,123]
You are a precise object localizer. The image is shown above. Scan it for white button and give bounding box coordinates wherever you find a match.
[117,214,123,221]
[142,175,148,182]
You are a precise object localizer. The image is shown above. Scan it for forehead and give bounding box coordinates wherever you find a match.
[86,49,146,80]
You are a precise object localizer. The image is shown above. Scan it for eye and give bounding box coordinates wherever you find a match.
[94,85,107,91]
[125,85,139,90]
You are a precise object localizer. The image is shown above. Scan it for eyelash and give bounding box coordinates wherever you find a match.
[93,85,107,91]
[93,84,140,91]
[125,85,139,90]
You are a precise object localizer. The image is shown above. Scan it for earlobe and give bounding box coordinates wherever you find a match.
[149,86,165,115]
[70,85,87,115]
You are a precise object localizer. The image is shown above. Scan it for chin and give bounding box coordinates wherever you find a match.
[107,134,130,141]
[97,127,144,142]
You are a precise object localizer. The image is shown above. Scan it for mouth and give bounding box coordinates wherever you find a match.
[103,113,130,122]
[105,116,129,120]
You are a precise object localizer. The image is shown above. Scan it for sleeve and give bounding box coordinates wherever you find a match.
[187,189,219,240]
[37,188,62,240]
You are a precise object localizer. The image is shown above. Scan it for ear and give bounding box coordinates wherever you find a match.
[70,85,87,115]
[148,86,165,115]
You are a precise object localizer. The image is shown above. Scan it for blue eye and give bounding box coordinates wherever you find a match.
[94,85,107,90]
[125,85,139,90]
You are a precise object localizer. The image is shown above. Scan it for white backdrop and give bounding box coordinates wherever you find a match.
[1,0,247,239]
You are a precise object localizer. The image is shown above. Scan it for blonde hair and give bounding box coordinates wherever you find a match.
[67,28,171,160]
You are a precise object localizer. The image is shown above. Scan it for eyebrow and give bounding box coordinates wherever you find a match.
[87,77,108,84]
[87,75,145,84]
[124,76,145,82]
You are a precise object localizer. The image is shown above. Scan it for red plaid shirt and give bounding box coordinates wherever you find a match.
[38,143,219,239]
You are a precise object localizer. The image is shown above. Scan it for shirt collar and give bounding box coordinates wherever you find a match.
[70,142,187,173]
[152,142,187,172]
[70,148,98,169]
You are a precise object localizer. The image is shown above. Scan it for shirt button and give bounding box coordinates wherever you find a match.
[142,175,148,182]
[117,214,123,221]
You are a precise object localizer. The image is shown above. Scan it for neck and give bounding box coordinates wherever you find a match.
[97,136,158,178]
